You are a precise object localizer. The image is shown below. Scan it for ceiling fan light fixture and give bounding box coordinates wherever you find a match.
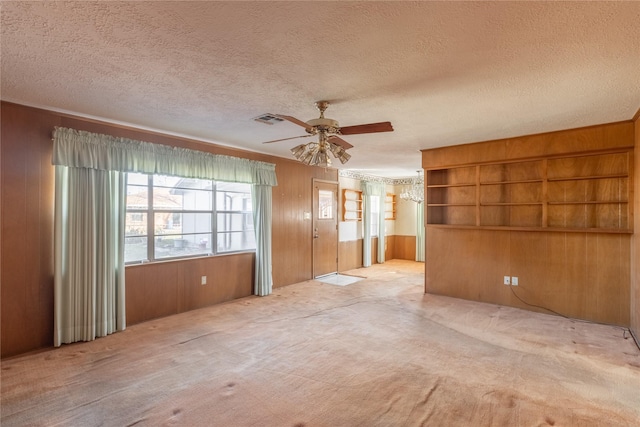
[263,100,393,168]
[336,150,351,164]
[329,142,351,164]
[329,142,343,156]
[313,150,332,167]
[299,144,316,164]
[291,144,307,159]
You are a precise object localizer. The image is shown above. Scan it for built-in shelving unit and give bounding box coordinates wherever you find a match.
[342,189,363,221]
[425,150,632,233]
[385,193,396,220]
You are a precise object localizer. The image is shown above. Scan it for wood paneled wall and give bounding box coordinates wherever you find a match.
[125,253,254,325]
[338,240,363,271]
[394,235,417,261]
[1,105,58,357]
[337,235,416,272]
[0,102,336,357]
[426,228,630,325]
[423,121,634,327]
[271,161,336,287]
[632,111,640,340]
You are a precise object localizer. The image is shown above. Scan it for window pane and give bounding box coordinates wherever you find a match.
[370,196,380,236]
[217,231,256,252]
[217,213,253,232]
[125,236,147,263]
[155,233,212,259]
[154,175,213,191]
[155,212,211,235]
[318,190,334,219]
[127,184,148,209]
[152,187,184,210]
[152,175,181,188]
[217,181,251,193]
[126,212,147,236]
[152,188,213,211]
[153,176,213,211]
[127,173,149,186]
[216,191,252,211]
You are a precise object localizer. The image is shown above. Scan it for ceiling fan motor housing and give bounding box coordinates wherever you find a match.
[306,117,340,134]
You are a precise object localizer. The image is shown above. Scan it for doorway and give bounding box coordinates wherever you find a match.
[312,180,338,278]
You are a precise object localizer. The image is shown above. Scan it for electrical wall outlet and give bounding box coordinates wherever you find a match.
[504,276,511,285]
[201,276,207,285]
[511,276,518,286]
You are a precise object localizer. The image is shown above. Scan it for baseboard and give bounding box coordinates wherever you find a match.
[630,328,640,351]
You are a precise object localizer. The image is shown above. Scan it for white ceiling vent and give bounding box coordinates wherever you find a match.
[253,114,284,125]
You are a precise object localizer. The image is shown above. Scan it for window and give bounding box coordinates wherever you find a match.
[125,173,254,263]
[370,195,380,236]
[318,189,334,219]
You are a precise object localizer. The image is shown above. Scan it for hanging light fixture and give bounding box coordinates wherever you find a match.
[289,130,351,167]
[400,170,424,204]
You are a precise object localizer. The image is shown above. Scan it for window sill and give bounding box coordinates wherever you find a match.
[125,250,256,268]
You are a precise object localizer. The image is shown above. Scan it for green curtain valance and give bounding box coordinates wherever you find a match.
[361,180,385,196]
[53,127,277,186]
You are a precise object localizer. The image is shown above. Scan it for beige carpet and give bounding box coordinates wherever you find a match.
[2,260,639,426]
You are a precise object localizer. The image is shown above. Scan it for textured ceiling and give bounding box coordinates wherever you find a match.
[2,1,639,178]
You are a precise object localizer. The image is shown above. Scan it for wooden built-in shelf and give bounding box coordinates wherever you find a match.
[548,201,628,205]
[342,189,362,221]
[427,183,476,188]
[427,203,475,207]
[425,223,634,234]
[547,173,628,182]
[385,193,396,220]
[480,179,544,185]
[342,190,396,221]
[425,150,632,233]
[480,202,543,206]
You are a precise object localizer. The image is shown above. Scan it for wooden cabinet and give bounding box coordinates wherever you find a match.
[342,189,362,221]
[426,150,632,233]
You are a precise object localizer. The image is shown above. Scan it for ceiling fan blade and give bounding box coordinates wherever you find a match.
[328,135,354,150]
[339,121,393,135]
[262,134,312,144]
[273,114,313,132]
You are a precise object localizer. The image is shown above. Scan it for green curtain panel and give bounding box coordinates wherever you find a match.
[252,185,273,296]
[54,166,126,346]
[416,202,425,262]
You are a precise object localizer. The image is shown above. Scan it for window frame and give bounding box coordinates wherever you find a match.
[125,173,255,264]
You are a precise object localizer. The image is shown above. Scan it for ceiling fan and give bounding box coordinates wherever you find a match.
[262,101,393,167]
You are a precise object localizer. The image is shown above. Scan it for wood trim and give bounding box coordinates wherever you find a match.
[424,146,634,170]
[633,107,640,122]
[422,120,634,172]
[426,224,633,234]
